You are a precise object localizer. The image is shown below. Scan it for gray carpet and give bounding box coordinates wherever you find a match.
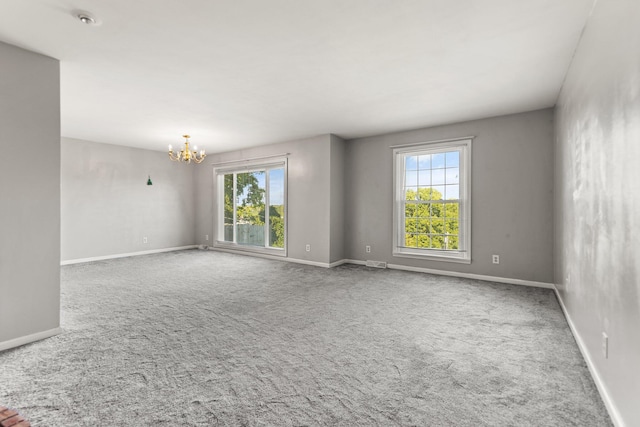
[0,250,610,426]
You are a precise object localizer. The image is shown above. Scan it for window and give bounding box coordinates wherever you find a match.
[393,138,471,263]
[214,158,287,255]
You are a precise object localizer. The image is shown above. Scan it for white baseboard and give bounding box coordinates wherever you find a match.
[287,258,333,268]
[61,245,198,265]
[0,327,62,352]
[210,246,295,264]
[210,252,552,289]
[384,262,553,289]
[278,257,348,268]
[93,247,548,289]
[210,247,350,268]
[328,259,349,268]
[344,259,552,288]
[553,286,624,427]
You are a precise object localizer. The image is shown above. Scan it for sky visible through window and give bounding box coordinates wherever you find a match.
[237,168,284,206]
[268,168,284,205]
[404,151,459,200]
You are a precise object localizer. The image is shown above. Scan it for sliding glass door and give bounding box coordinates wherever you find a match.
[215,159,286,255]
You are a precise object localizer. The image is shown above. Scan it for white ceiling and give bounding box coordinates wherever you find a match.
[0,0,594,153]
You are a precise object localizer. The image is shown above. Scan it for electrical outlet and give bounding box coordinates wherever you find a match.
[143,237,148,244]
[365,245,371,253]
[305,244,310,252]
[602,332,608,359]
[492,254,499,264]
[205,234,209,241]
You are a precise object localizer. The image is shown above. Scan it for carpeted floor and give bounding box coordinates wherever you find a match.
[0,250,611,426]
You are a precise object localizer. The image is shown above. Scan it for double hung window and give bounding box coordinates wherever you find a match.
[393,138,471,263]
[214,158,287,255]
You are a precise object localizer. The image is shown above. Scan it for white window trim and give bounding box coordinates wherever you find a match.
[392,138,472,264]
[213,157,288,257]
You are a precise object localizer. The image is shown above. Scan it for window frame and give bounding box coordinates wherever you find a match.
[213,157,288,257]
[392,138,472,263]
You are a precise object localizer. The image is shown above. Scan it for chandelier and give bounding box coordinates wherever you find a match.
[168,135,206,164]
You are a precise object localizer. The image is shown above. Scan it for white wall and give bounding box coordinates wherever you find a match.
[554,0,640,424]
[61,138,196,262]
[345,109,555,283]
[0,42,61,348]
[195,134,341,265]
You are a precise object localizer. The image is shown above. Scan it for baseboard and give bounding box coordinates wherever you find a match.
[208,251,553,288]
[210,246,300,265]
[553,286,624,427]
[278,257,349,268]
[61,245,198,265]
[287,258,334,268]
[384,262,554,289]
[334,259,553,288]
[75,246,549,289]
[0,327,62,352]
[328,259,349,268]
[209,247,350,268]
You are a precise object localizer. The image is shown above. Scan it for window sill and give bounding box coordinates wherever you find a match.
[392,249,471,264]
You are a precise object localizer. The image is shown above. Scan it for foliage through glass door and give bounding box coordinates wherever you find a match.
[221,167,285,249]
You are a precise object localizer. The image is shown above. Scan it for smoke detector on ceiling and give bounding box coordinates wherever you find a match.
[78,14,95,24]
[73,10,101,26]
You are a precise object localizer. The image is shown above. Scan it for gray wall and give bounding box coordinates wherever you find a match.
[61,138,196,261]
[0,42,61,345]
[554,0,640,424]
[345,109,554,283]
[195,134,340,265]
[329,135,346,263]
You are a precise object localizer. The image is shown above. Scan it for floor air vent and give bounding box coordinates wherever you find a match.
[365,260,387,269]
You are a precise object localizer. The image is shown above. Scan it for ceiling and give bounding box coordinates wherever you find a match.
[0,0,595,153]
